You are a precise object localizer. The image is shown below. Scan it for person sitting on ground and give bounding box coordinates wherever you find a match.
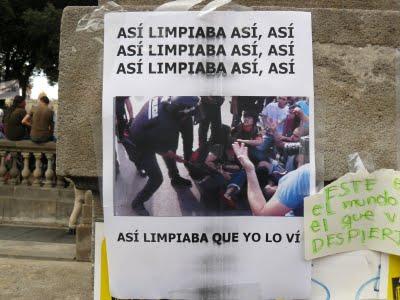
[3,95,29,141]
[223,152,288,206]
[275,105,308,170]
[232,141,310,216]
[193,125,242,210]
[204,125,240,175]
[22,95,54,143]
[274,127,302,149]
[232,111,262,144]
[232,111,263,164]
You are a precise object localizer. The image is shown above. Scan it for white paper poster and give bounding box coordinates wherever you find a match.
[103,11,315,299]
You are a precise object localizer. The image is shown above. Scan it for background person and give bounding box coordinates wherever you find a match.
[115,96,133,141]
[261,96,289,135]
[198,96,224,148]
[22,95,54,143]
[3,95,29,141]
[230,96,268,127]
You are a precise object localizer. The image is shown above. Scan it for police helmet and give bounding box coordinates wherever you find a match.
[167,96,200,115]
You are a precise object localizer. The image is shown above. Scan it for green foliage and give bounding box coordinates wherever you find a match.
[0,0,97,97]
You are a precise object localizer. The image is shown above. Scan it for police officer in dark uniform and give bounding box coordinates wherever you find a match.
[126,96,200,216]
[230,96,270,127]
[198,96,224,148]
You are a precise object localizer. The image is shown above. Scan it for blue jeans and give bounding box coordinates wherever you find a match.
[227,170,247,191]
[253,135,274,162]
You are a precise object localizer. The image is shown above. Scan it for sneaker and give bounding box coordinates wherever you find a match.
[131,201,150,216]
[171,175,192,187]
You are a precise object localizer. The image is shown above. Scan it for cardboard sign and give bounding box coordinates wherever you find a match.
[305,169,400,260]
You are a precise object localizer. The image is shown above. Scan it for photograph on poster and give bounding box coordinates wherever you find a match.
[114,95,310,217]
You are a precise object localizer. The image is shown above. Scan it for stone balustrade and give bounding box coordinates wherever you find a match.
[0,139,64,187]
[0,139,74,226]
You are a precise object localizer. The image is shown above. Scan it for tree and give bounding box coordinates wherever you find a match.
[0,0,97,98]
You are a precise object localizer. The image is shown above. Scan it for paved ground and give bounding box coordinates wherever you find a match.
[0,257,92,300]
[0,225,92,300]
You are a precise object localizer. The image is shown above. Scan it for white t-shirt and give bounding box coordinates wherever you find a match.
[261,102,288,134]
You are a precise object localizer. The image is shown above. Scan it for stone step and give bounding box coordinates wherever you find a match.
[0,225,75,261]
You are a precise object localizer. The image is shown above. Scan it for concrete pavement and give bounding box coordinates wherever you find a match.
[0,257,92,300]
[0,225,92,299]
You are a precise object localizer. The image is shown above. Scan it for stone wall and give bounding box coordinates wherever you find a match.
[57,2,400,181]
[99,0,400,11]
[0,185,74,226]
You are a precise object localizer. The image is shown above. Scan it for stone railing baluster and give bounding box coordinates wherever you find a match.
[0,151,7,185]
[0,140,58,188]
[44,153,55,188]
[8,152,20,185]
[21,152,31,185]
[32,152,43,187]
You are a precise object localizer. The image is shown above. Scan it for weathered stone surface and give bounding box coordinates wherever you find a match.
[0,140,56,152]
[99,0,400,11]
[97,4,400,47]
[314,43,397,180]
[309,8,400,47]
[0,186,74,226]
[57,5,400,181]
[76,224,92,261]
[57,6,103,178]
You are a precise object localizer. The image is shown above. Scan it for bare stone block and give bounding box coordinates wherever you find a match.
[32,200,58,221]
[76,224,92,261]
[14,186,59,201]
[58,188,75,202]
[314,43,397,180]
[57,6,103,178]
[56,195,75,225]
[2,195,30,222]
[0,186,74,226]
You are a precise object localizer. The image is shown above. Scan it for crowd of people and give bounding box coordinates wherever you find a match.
[0,94,55,143]
[117,95,311,217]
